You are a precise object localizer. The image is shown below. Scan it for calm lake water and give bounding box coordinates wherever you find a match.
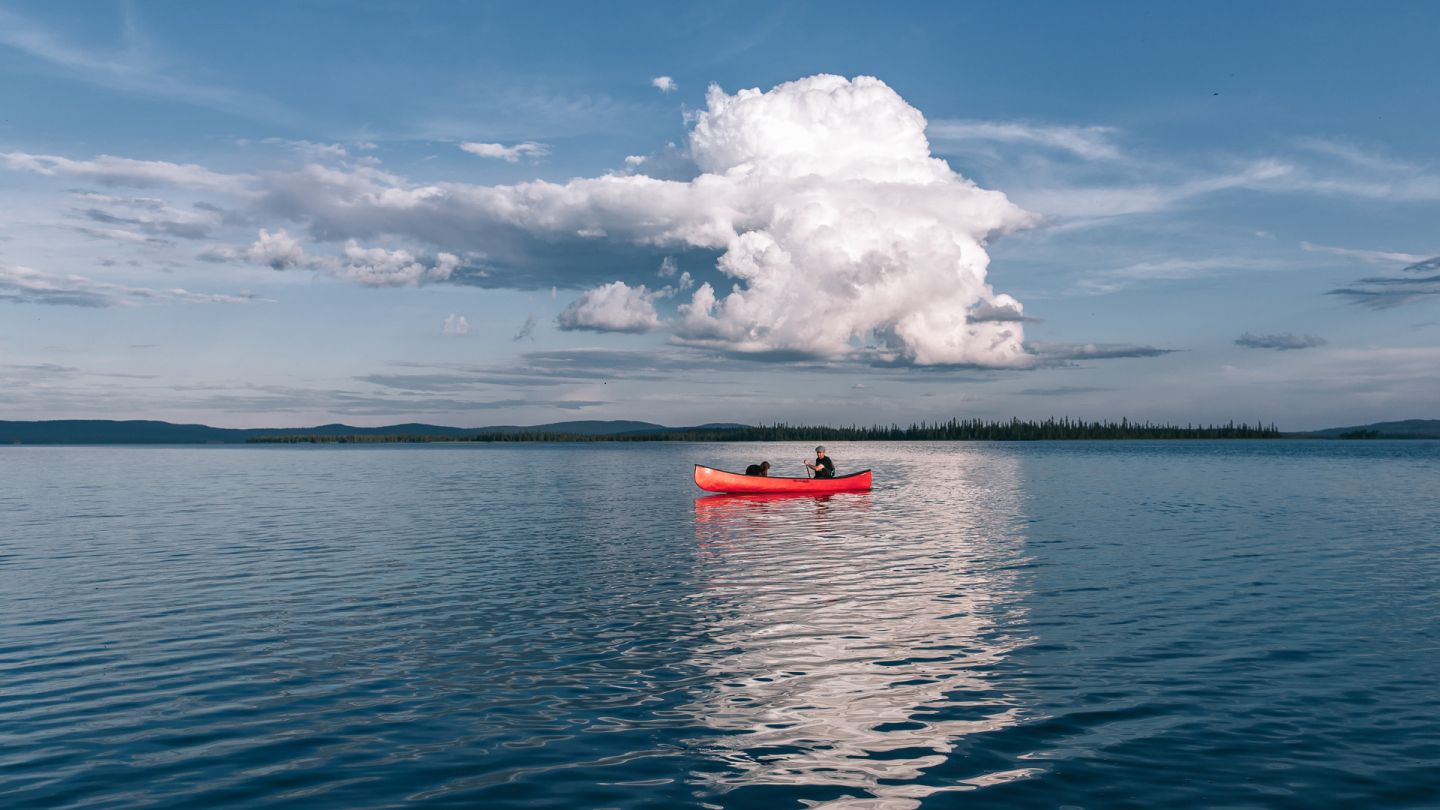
[2,441,1438,808]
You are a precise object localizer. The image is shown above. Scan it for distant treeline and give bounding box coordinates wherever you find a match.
[247,417,1284,444]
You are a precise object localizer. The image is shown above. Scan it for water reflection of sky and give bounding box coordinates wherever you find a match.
[688,448,1038,806]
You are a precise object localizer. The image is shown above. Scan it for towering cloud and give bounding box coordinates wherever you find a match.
[671,75,1037,366]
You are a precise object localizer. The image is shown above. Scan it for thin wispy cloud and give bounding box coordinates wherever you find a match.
[73,225,170,246]
[1326,285,1440,309]
[1324,250,1440,309]
[0,263,260,308]
[69,192,168,210]
[1077,256,1285,295]
[0,6,291,123]
[401,85,638,143]
[356,373,485,392]
[258,138,349,159]
[2,152,254,194]
[0,367,606,421]
[1235,332,1326,351]
[1403,257,1440,274]
[75,199,218,240]
[513,314,537,342]
[1026,341,1178,362]
[1218,346,1440,400]
[928,120,1122,161]
[1275,171,1440,202]
[938,120,1440,235]
[1013,385,1113,396]
[180,382,607,416]
[384,349,768,390]
[1294,137,1419,174]
[1301,241,1429,265]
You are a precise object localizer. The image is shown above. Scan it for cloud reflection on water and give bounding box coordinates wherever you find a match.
[687,450,1038,806]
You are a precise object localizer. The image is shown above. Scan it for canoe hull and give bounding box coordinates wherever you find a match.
[693,464,872,494]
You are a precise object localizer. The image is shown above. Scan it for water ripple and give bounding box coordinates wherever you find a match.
[1,441,1437,808]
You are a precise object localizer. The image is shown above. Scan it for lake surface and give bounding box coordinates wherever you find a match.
[2,441,1438,808]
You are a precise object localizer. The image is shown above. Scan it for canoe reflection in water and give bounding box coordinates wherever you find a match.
[687,459,1038,806]
[694,491,853,521]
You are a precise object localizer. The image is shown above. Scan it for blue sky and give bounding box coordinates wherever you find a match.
[1,1,1437,429]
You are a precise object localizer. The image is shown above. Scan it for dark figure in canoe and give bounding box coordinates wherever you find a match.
[805,446,835,479]
[744,461,771,476]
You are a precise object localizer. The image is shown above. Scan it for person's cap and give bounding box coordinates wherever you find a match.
[815,445,825,453]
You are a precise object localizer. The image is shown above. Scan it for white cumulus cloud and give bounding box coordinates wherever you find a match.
[442,314,470,336]
[459,141,550,162]
[651,76,677,93]
[261,138,349,159]
[333,241,459,286]
[557,281,663,333]
[245,228,307,268]
[203,229,458,287]
[967,298,1039,324]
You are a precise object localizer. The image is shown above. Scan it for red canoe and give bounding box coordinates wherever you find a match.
[693,464,872,494]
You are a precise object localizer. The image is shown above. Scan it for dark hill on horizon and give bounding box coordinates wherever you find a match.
[0,419,748,444]
[1286,419,1440,439]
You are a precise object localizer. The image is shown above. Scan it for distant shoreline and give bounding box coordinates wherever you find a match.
[3,418,1437,445]
[246,420,1282,444]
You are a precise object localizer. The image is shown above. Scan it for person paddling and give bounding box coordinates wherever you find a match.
[805,446,835,479]
[745,461,771,477]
